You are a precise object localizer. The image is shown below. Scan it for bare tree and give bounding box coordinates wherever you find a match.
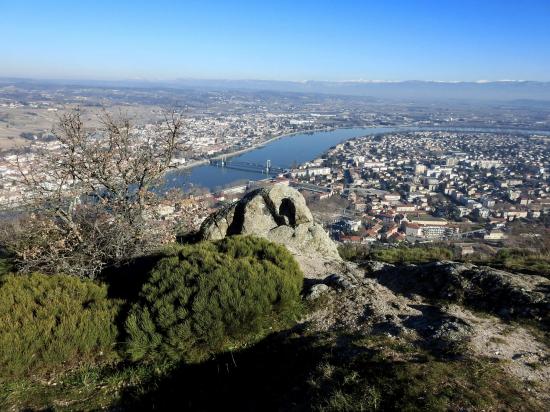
[1,108,186,277]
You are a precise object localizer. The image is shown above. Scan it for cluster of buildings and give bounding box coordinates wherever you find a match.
[2,112,549,250]
[174,113,318,158]
[289,131,550,245]
[0,112,320,206]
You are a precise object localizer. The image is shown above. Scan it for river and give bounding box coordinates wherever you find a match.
[163,126,550,192]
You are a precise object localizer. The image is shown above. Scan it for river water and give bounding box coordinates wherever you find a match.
[164,126,550,192]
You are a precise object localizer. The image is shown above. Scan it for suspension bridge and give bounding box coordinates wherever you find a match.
[209,157,286,175]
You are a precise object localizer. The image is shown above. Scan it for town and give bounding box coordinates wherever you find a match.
[2,121,550,258]
[286,130,550,254]
[1,81,550,258]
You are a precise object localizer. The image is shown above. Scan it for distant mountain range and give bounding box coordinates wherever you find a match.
[167,79,550,101]
[2,77,550,102]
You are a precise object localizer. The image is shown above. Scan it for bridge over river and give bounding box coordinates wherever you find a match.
[209,158,287,175]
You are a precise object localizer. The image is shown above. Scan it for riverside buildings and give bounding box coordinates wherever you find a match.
[290,131,550,245]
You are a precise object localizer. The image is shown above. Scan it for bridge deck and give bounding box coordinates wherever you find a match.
[210,159,286,175]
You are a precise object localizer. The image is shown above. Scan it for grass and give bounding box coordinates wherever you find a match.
[339,243,550,279]
[489,336,508,345]
[504,319,550,348]
[0,362,165,411]
[307,334,545,412]
[0,329,545,411]
[337,244,370,261]
[338,244,454,264]
[492,248,550,277]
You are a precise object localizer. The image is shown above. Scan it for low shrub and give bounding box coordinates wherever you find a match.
[125,235,303,363]
[0,273,120,377]
[337,244,369,261]
[370,245,453,264]
[495,248,550,277]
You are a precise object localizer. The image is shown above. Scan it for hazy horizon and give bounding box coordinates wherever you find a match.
[2,75,548,83]
[3,76,550,102]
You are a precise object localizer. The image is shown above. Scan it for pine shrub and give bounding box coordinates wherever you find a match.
[125,236,304,363]
[0,273,120,377]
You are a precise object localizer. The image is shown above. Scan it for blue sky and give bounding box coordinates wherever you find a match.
[1,0,549,81]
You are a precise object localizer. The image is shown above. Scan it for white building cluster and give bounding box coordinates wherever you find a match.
[291,131,550,245]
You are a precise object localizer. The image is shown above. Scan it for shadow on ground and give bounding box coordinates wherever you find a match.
[111,324,485,412]
[114,327,331,411]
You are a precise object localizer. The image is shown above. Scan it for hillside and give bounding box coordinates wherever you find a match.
[1,185,548,411]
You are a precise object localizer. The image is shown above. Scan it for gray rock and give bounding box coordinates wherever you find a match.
[263,183,313,225]
[324,273,358,290]
[306,283,330,300]
[431,318,473,343]
[198,184,341,266]
[241,194,278,236]
[374,260,550,322]
[430,317,473,352]
[361,260,395,274]
[199,202,237,240]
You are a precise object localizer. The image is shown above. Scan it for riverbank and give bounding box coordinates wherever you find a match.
[175,126,338,171]
[166,125,550,192]
[177,123,550,172]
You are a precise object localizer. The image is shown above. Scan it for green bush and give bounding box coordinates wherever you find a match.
[0,273,120,377]
[370,246,453,264]
[337,244,369,261]
[495,248,550,277]
[125,236,304,363]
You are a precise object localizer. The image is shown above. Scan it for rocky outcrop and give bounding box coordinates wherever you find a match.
[199,184,341,276]
[370,260,550,322]
[301,258,549,395]
[305,258,549,334]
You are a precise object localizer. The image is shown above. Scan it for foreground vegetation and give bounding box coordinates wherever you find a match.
[2,331,544,411]
[0,237,547,410]
[0,273,120,378]
[1,109,186,277]
[370,246,453,264]
[125,237,303,363]
[0,236,306,410]
[339,243,550,277]
[305,334,544,411]
[0,257,11,276]
[493,248,550,277]
[338,244,453,264]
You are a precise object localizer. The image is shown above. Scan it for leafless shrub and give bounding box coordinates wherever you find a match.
[1,108,186,277]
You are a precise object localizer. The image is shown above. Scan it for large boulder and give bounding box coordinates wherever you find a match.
[199,184,342,276]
